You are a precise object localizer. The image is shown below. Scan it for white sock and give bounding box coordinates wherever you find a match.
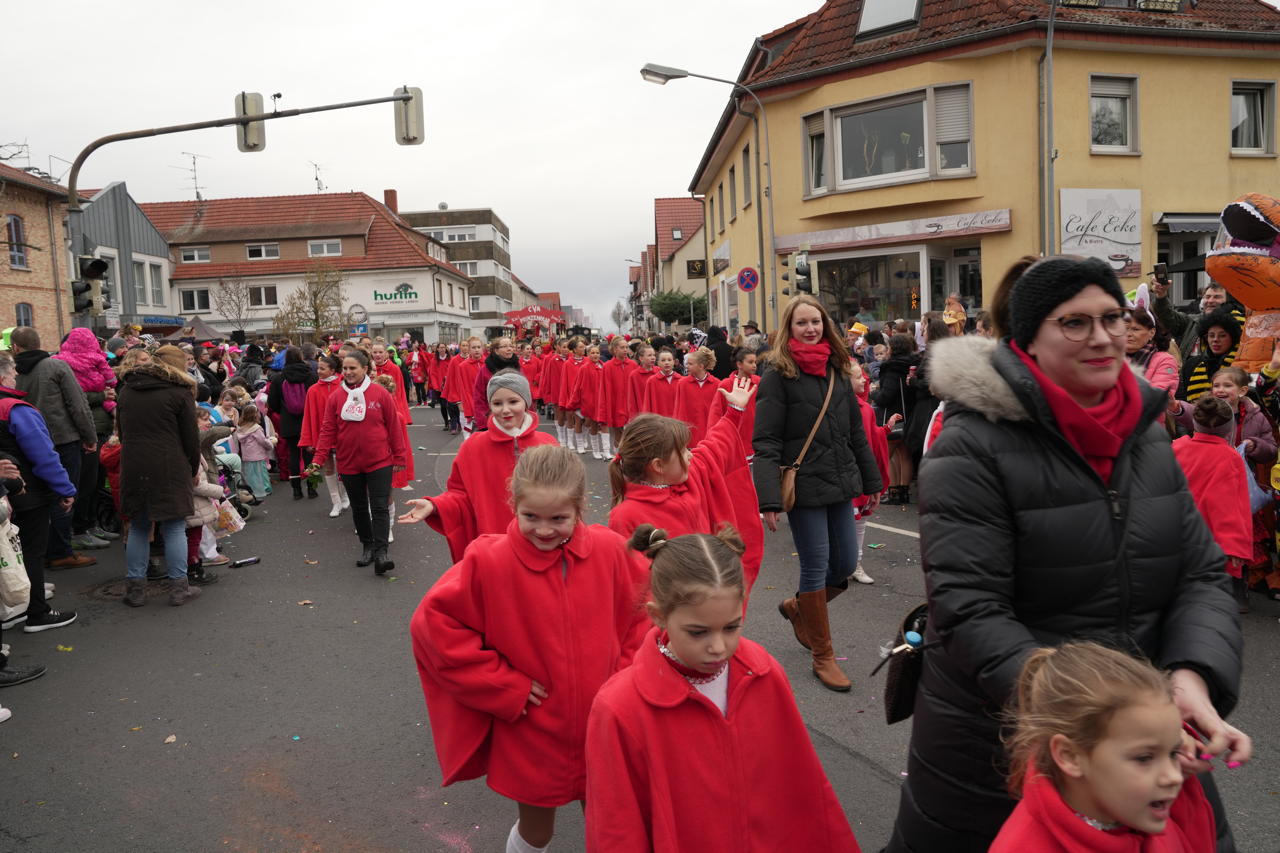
[575,430,586,452]
[555,424,566,445]
[199,526,219,559]
[600,432,612,457]
[388,501,396,542]
[591,432,602,456]
[325,473,343,507]
[855,516,866,565]
[506,822,549,853]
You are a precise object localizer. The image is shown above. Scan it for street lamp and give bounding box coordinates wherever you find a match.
[641,62,779,331]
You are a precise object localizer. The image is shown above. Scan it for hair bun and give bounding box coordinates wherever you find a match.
[627,523,669,556]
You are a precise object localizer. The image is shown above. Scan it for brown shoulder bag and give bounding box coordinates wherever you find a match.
[779,370,836,512]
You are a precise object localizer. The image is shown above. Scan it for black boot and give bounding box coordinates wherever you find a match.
[373,549,395,576]
[356,545,375,567]
[291,478,304,500]
[1233,576,1249,614]
[306,479,318,499]
[188,561,219,587]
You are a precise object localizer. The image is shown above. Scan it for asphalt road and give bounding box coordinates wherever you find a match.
[2,407,1278,852]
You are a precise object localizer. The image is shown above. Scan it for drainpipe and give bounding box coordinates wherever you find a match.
[1044,0,1061,255]
[47,196,66,339]
[736,103,767,333]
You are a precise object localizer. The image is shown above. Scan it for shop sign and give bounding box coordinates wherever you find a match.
[1060,189,1142,277]
[686,259,707,278]
[775,209,1011,254]
[372,282,419,303]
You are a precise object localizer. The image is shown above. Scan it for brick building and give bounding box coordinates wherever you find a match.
[1,163,77,344]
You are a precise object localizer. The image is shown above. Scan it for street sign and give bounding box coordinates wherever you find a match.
[737,267,759,292]
[350,323,369,335]
[103,307,121,329]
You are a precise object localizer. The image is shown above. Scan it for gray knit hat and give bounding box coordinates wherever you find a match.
[106,336,127,354]
[1010,257,1127,349]
[487,368,532,408]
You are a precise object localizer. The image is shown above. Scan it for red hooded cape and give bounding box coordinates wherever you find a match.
[427,353,451,393]
[570,359,609,422]
[519,354,542,400]
[627,366,655,421]
[445,355,483,417]
[854,397,890,511]
[641,369,679,417]
[1171,433,1253,569]
[540,353,566,406]
[672,373,722,448]
[374,358,415,488]
[297,375,343,449]
[601,357,637,428]
[557,356,586,408]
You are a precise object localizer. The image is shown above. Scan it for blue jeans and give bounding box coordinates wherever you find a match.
[787,502,859,593]
[125,513,188,580]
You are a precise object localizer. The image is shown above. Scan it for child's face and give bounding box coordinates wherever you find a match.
[1056,695,1185,835]
[469,340,484,359]
[1211,376,1245,404]
[737,353,758,376]
[516,488,578,551]
[489,388,528,430]
[639,349,656,369]
[587,347,601,363]
[689,356,707,376]
[851,367,867,395]
[653,589,744,675]
[657,352,675,373]
[197,413,211,431]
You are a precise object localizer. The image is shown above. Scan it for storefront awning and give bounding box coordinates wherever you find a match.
[1155,213,1219,234]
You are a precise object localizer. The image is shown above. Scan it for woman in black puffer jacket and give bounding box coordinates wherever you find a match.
[873,333,918,504]
[753,295,882,693]
[884,257,1248,853]
[267,346,317,500]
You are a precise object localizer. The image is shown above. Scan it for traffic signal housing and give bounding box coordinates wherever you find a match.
[71,279,93,314]
[75,255,110,316]
[795,252,812,293]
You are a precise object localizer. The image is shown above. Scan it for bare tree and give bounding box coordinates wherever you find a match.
[273,261,351,342]
[210,275,252,331]
[610,300,630,333]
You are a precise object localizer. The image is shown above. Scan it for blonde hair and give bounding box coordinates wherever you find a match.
[629,524,746,616]
[768,294,853,379]
[374,373,398,393]
[689,345,716,371]
[510,444,587,515]
[609,414,691,505]
[1005,641,1173,797]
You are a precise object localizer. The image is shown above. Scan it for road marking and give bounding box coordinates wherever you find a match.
[865,521,920,540]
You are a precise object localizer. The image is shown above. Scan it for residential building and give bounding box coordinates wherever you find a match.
[139,189,473,343]
[653,198,706,298]
[1,163,76,344]
[401,206,513,336]
[686,0,1280,332]
[79,182,175,330]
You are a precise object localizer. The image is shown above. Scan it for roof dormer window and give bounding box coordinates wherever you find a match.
[856,0,921,40]
[672,228,683,240]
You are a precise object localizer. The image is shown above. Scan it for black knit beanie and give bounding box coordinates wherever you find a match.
[1009,257,1127,349]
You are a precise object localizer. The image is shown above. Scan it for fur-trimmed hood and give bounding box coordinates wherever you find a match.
[121,359,199,395]
[926,335,1029,422]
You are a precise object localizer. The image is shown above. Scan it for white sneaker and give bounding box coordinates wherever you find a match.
[852,564,874,585]
[329,503,342,518]
[44,582,55,596]
[0,706,11,724]
[341,495,350,510]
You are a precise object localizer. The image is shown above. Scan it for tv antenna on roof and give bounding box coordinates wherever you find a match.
[309,161,326,193]
[169,151,210,201]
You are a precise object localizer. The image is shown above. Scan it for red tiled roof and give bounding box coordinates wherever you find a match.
[0,162,86,200]
[629,265,641,284]
[138,191,469,281]
[654,197,705,262]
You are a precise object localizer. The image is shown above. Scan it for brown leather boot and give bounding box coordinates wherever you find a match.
[796,590,851,692]
[168,577,202,607]
[778,584,847,651]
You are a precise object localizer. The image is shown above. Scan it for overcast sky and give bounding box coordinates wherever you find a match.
[7,0,819,330]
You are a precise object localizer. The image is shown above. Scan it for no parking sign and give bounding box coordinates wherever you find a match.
[737,267,759,292]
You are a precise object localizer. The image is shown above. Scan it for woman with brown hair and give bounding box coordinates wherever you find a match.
[752,295,882,692]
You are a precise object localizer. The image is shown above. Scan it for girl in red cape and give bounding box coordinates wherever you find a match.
[428,343,453,430]
[569,344,608,459]
[627,343,656,421]
[708,346,760,460]
[641,347,680,417]
[607,376,764,596]
[585,525,861,853]
[518,341,542,412]
[298,354,349,518]
[541,337,568,445]
[600,335,636,456]
[399,370,557,562]
[410,445,649,853]
[445,337,485,437]
[557,338,588,454]
[672,346,720,448]
[471,336,522,432]
[991,641,1226,853]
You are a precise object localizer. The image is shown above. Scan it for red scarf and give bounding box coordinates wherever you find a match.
[1012,341,1142,485]
[789,339,831,377]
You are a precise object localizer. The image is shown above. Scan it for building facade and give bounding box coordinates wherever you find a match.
[80,182,175,331]
[1,163,74,344]
[401,207,513,336]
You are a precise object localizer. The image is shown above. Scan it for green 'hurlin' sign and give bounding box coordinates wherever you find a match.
[373,282,419,302]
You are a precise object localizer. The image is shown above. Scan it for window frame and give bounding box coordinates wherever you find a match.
[149,263,165,305]
[15,302,33,326]
[742,144,753,207]
[133,260,148,306]
[6,214,28,269]
[446,227,477,243]
[179,246,211,263]
[470,296,481,313]
[307,239,343,258]
[1230,80,1276,156]
[456,261,478,277]
[245,242,280,261]
[728,166,738,221]
[248,284,279,307]
[180,288,211,312]
[717,183,725,232]
[1089,74,1140,155]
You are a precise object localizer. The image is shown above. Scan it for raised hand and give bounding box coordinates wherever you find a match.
[719,374,757,410]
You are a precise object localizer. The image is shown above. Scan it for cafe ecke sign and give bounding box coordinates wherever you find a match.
[1060,189,1142,278]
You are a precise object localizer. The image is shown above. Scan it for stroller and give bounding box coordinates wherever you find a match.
[217,459,255,522]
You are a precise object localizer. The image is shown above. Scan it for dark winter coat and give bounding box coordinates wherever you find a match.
[196,360,224,399]
[904,351,941,461]
[752,364,882,511]
[266,361,317,439]
[886,335,1240,853]
[873,353,918,423]
[706,328,735,381]
[116,361,201,522]
[13,349,96,446]
[236,357,265,389]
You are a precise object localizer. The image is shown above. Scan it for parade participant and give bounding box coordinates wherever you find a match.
[232,405,276,500]
[409,342,430,407]
[373,341,416,488]
[640,348,679,417]
[707,347,759,460]
[309,350,407,575]
[299,355,349,518]
[626,343,656,421]
[472,336,521,432]
[1176,310,1239,403]
[428,343,452,422]
[399,370,556,562]
[608,377,763,593]
[600,335,634,457]
[55,327,119,550]
[585,525,861,853]
[541,338,568,445]
[753,295,882,693]
[991,642,1221,853]
[568,344,608,458]
[886,256,1245,853]
[445,337,485,438]
[672,346,719,449]
[266,347,318,501]
[841,364,895,590]
[518,341,543,414]
[373,374,411,541]
[410,445,649,853]
[557,338,588,453]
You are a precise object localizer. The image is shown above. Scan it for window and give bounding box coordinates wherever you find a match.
[248,285,278,307]
[15,302,33,326]
[246,243,279,260]
[742,144,752,203]
[1090,76,1138,152]
[133,261,147,305]
[470,296,481,312]
[150,263,165,304]
[838,98,926,184]
[717,183,725,232]
[497,233,510,252]
[857,0,921,38]
[446,227,476,242]
[709,198,716,238]
[934,85,972,171]
[499,267,511,282]
[1232,82,1274,153]
[456,261,478,276]
[308,240,342,257]
[448,283,454,306]
[180,246,210,263]
[728,166,737,218]
[806,114,828,192]
[435,279,444,301]
[672,228,683,241]
[6,215,27,268]
[425,230,445,241]
[180,289,211,312]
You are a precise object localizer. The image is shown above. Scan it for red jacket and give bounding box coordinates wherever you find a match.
[425,414,558,562]
[558,357,586,409]
[989,770,1214,853]
[708,373,760,456]
[641,370,679,417]
[428,353,451,393]
[409,350,429,384]
[374,357,415,486]
[672,373,721,447]
[608,408,763,593]
[311,381,407,475]
[571,360,609,422]
[540,354,566,406]
[1172,433,1253,568]
[585,628,861,853]
[854,397,890,512]
[628,367,655,421]
[601,357,637,428]
[298,376,342,449]
[446,356,483,416]
[520,355,542,400]
[411,521,651,808]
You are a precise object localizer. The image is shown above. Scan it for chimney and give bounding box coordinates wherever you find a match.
[383,189,398,214]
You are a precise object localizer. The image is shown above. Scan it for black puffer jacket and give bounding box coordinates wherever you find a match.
[873,353,917,422]
[886,335,1240,853]
[116,361,200,522]
[267,361,318,439]
[752,363,882,510]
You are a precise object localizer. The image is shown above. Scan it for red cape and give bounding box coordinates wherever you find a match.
[854,397,890,510]
[445,356,483,416]
[557,357,586,408]
[708,373,760,456]
[672,373,721,447]
[628,366,655,421]
[1172,433,1253,567]
[427,353,451,392]
[519,355,542,399]
[570,360,608,421]
[601,357,637,428]
[540,354,566,405]
[374,358,414,487]
[641,370,679,417]
[297,376,342,448]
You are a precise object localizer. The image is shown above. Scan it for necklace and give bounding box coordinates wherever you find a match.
[635,480,671,489]
[657,636,728,685]
[1072,810,1121,832]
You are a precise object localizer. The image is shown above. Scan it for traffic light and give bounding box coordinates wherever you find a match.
[78,255,109,279]
[795,252,813,293]
[235,92,266,153]
[71,280,92,313]
[75,255,110,316]
[394,86,424,145]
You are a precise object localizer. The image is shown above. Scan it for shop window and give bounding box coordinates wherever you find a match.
[1231,82,1274,153]
[815,251,922,323]
[1090,75,1139,153]
[6,215,28,268]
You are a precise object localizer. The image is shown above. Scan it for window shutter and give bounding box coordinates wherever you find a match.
[934,86,970,144]
[805,113,825,136]
[1091,76,1133,98]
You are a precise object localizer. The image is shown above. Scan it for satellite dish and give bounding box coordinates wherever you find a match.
[437,202,448,210]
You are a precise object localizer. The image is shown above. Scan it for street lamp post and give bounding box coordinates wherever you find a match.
[641,63,779,332]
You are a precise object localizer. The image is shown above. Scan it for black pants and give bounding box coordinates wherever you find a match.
[413,382,428,405]
[443,401,460,429]
[285,437,312,481]
[47,442,80,558]
[73,439,105,534]
[340,466,392,550]
[13,502,52,619]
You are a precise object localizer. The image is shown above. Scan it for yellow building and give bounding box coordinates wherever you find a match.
[685,0,1280,334]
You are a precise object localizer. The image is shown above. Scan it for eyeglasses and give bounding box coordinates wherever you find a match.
[1053,309,1132,342]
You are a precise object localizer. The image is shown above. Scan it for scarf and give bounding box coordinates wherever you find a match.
[341,376,372,422]
[1127,341,1157,371]
[1183,347,1236,403]
[1012,341,1142,485]
[789,339,832,377]
[319,374,339,384]
[485,351,520,374]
